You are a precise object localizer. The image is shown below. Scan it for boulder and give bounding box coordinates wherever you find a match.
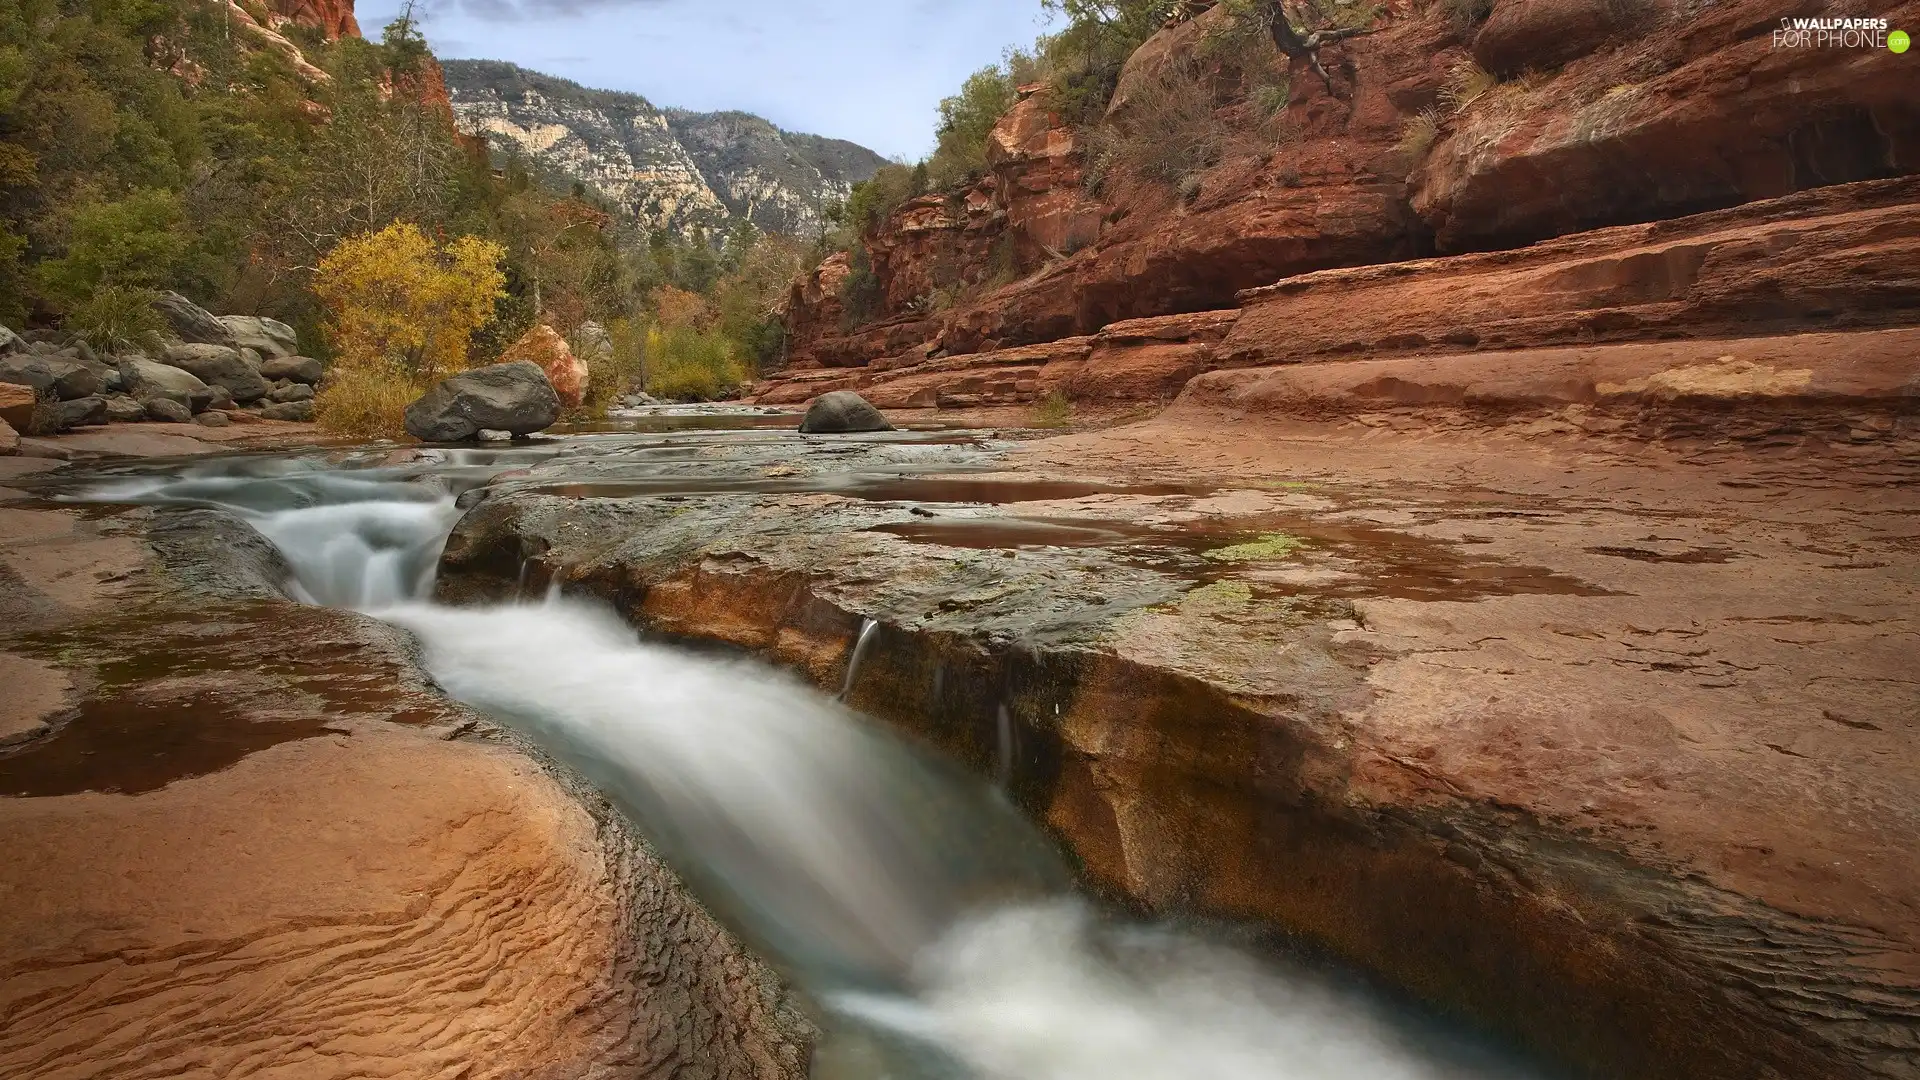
[103,394,147,423]
[259,400,314,422]
[0,324,19,355]
[120,358,209,405]
[0,354,103,401]
[188,387,217,414]
[144,398,192,424]
[1472,0,1622,76]
[44,395,108,431]
[259,355,324,385]
[217,316,299,359]
[162,344,270,404]
[268,382,315,404]
[500,324,589,408]
[0,416,15,455]
[799,391,893,434]
[195,410,232,428]
[152,292,236,347]
[403,362,561,442]
[0,382,35,431]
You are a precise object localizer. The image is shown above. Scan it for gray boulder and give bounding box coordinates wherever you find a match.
[144,398,192,424]
[404,361,560,442]
[153,292,236,347]
[259,400,314,422]
[0,324,19,355]
[44,395,108,431]
[217,316,298,359]
[162,344,269,404]
[259,355,323,385]
[0,354,103,401]
[120,357,209,405]
[799,391,893,434]
[103,394,147,423]
[268,382,314,404]
[195,410,232,428]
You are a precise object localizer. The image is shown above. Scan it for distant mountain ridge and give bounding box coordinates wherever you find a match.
[441,60,888,240]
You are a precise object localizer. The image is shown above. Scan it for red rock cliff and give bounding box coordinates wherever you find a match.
[778,0,1919,373]
[269,0,361,40]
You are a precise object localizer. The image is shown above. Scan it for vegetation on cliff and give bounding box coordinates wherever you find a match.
[0,0,803,433]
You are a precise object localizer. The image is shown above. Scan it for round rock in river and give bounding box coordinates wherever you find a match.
[404,361,561,442]
[798,391,893,434]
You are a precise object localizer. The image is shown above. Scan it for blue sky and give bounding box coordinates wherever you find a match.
[355,0,1056,159]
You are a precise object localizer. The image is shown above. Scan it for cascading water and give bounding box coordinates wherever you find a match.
[80,454,1549,1080]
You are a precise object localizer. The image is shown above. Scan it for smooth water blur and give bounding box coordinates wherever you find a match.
[75,452,1552,1080]
[381,598,1069,993]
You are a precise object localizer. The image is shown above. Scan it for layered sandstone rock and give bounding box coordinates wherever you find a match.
[779,0,1918,373]
[437,364,1920,1078]
[756,174,1917,413]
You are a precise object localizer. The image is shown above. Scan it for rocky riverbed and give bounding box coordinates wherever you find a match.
[0,367,1913,1080]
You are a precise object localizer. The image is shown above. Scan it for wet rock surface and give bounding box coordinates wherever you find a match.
[436,405,1919,1080]
[0,447,812,1079]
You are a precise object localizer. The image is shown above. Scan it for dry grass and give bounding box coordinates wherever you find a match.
[1395,108,1442,160]
[1085,60,1228,198]
[1439,59,1498,112]
[1031,390,1074,429]
[314,363,419,439]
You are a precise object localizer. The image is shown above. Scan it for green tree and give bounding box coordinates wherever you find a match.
[927,66,1019,189]
[35,189,189,307]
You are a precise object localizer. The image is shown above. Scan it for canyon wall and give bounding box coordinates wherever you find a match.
[763,0,1919,402]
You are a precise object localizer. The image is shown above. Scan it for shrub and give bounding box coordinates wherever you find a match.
[1083,59,1226,195]
[66,285,166,355]
[1040,0,1182,124]
[34,190,190,309]
[314,362,420,439]
[643,324,746,402]
[1032,390,1074,428]
[927,65,1019,190]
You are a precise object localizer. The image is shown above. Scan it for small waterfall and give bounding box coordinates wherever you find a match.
[78,457,1549,1080]
[837,617,882,703]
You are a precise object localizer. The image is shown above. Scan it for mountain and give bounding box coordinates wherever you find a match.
[441,60,888,241]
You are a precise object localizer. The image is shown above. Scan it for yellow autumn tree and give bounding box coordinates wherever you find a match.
[311,223,507,437]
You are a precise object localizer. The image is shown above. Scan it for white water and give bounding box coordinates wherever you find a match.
[84,460,1547,1080]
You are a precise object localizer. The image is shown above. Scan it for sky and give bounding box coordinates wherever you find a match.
[354,0,1057,160]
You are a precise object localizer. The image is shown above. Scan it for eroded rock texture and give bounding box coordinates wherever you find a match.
[0,467,811,1079]
[437,348,1920,1078]
[772,0,1920,393]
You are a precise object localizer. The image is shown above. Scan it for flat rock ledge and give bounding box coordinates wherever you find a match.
[0,485,810,1079]
[436,378,1920,1080]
